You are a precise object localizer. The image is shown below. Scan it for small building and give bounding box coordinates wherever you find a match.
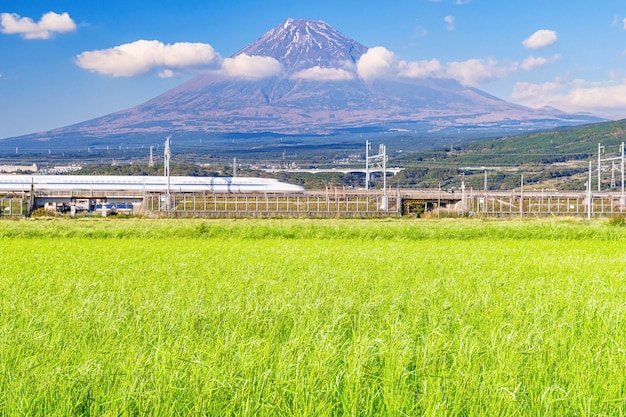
[0,164,37,173]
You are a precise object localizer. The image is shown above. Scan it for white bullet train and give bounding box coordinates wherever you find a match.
[0,174,305,193]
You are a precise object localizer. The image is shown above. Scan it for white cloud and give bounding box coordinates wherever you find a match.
[76,41,285,80]
[510,81,563,106]
[398,58,444,78]
[520,54,560,71]
[220,54,283,79]
[444,15,456,31]
[158,69,176,78]
[522,29,558,49]
[0,11,76,40]
[446,58,511,85]
[291,66,354,81]
[355,47,513,86]
[511,78,626,116]
[561,84,626,109]
[520,56,548,71]
[75,40,220,77]
[357,46,395,81]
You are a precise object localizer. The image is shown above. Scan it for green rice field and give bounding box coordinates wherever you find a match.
[1,218,626,416]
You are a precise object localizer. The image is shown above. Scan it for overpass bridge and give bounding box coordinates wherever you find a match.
[262,167,404,175]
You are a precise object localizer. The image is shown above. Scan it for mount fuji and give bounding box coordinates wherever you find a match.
[6,18,604,147]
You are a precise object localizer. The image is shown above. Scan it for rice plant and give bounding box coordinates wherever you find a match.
[0,218,625,415]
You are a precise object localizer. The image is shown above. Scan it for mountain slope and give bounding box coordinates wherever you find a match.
[5,18,606,146]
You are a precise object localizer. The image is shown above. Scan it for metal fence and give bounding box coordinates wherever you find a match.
[3,189,626,219]
[0,195,29,217]
[457,192,626,218]
[144,191,401,218]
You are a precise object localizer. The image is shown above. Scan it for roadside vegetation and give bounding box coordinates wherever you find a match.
[1,218,626,415]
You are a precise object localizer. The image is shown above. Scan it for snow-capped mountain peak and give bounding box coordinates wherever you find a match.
[233,18,368,72]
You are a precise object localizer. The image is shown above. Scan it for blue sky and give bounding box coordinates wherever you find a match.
[2,0,626,139]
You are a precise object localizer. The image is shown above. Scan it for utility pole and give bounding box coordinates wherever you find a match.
[587,160,592,220]
[164,137,171,177]
[381,143,387,209]
[364,141,388,208]
[598,143,604,191]
[365,140,371,190]
[597,141,625,210]
[460,173,466,215]
[598,142,622,192]
[484,169,488,191]
[149,146,154,167]
[164,136,171,210]
[365,141,387,189]
[619,142,624,211]
[519,172,524,218]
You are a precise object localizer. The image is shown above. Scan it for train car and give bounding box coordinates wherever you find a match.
[0,175,305,193]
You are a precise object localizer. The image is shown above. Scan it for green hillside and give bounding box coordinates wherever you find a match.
[391,119,626,191]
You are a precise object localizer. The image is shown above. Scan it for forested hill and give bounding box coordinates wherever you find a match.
[388,119,626,190]
[396,119,626,168]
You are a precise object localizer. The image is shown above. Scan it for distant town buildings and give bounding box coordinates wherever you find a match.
[0,164,83,174]
[41,165,82,174]
[0,164,38,173]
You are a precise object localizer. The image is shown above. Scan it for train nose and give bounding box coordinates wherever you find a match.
[278,182,305,192]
